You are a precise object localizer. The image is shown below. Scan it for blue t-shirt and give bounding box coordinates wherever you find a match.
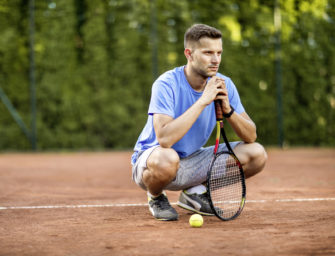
[131,66,245,165]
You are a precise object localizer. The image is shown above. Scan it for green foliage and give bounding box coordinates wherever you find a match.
[0,0,334,151]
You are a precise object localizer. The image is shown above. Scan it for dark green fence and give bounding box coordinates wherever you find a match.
[0,0,334,151]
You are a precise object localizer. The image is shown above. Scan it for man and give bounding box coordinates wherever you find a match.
[131,24,267,221]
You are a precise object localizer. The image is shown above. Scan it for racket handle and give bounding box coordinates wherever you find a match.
[214,100,223,120]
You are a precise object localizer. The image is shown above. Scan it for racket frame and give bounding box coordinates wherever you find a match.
[207,100,247,221]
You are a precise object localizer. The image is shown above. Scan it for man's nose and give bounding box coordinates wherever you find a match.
[212,54,220,63]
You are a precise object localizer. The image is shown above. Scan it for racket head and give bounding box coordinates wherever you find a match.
[207,151,246,221]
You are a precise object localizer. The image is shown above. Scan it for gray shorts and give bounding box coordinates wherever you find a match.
[131,142,242,191]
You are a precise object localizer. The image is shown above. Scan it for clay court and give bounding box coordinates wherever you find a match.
[0,148,334,255]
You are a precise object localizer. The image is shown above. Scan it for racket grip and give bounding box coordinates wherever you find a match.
[214,100,223,120]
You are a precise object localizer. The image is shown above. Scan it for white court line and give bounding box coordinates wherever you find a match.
[0,197,334,211]
[0,203,149,210]
[248,198,335,203]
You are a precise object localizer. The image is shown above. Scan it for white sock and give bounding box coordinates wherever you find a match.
[185,184,207,194]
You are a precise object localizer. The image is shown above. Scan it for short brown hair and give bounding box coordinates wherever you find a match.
[184,24,222,48]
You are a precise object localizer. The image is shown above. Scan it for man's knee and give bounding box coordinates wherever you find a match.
[252,143,268,165]
[235,142,267,178]
[147,147,180,182]
[248,143,267,177]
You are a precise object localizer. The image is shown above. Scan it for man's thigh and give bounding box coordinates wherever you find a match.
[233,142,265,164]
[165,142,242,191]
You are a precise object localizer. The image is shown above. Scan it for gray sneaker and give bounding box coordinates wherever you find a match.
[177,190,214,216]
[148,193,178,221]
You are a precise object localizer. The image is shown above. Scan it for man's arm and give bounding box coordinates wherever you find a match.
[153,76,223,148]
[226,111,257,143]
[153,101,205,148]
[215,78,257,143]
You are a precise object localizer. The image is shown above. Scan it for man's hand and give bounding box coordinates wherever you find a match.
[214,78,231,114]
[199,76,225,106]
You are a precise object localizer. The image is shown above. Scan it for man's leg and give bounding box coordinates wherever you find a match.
[143,147,180,196]
[233,142,267,178]
[140,147,180,221]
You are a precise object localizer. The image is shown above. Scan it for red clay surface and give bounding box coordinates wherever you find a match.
[0,148,334,256]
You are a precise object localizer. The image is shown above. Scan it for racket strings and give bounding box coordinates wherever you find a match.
[209,154,243,219]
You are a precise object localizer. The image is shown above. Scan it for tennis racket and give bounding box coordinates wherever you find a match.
[206,100,246,221]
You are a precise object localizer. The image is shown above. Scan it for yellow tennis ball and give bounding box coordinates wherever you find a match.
[189,214,203,228]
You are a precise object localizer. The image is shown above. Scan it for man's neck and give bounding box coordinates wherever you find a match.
[184,65,208,92]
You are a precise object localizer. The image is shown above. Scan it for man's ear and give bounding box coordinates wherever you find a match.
[184,48,193,61]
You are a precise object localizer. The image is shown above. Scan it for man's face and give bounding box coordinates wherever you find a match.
[187,37,222,78]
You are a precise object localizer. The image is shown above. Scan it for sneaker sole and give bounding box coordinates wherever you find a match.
[176,201,214,216]
[156,217,178,221]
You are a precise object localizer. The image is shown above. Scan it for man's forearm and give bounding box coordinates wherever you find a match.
[154,99,208,148]
[227,112,257,143]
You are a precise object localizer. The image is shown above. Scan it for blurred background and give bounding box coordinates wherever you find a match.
[0,0,334,151]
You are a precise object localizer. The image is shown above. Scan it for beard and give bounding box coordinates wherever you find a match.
[192,64,218,78]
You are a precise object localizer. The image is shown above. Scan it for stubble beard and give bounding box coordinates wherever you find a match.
[193,65,217,79]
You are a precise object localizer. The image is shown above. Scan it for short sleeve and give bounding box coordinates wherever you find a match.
[148,79,175,118]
